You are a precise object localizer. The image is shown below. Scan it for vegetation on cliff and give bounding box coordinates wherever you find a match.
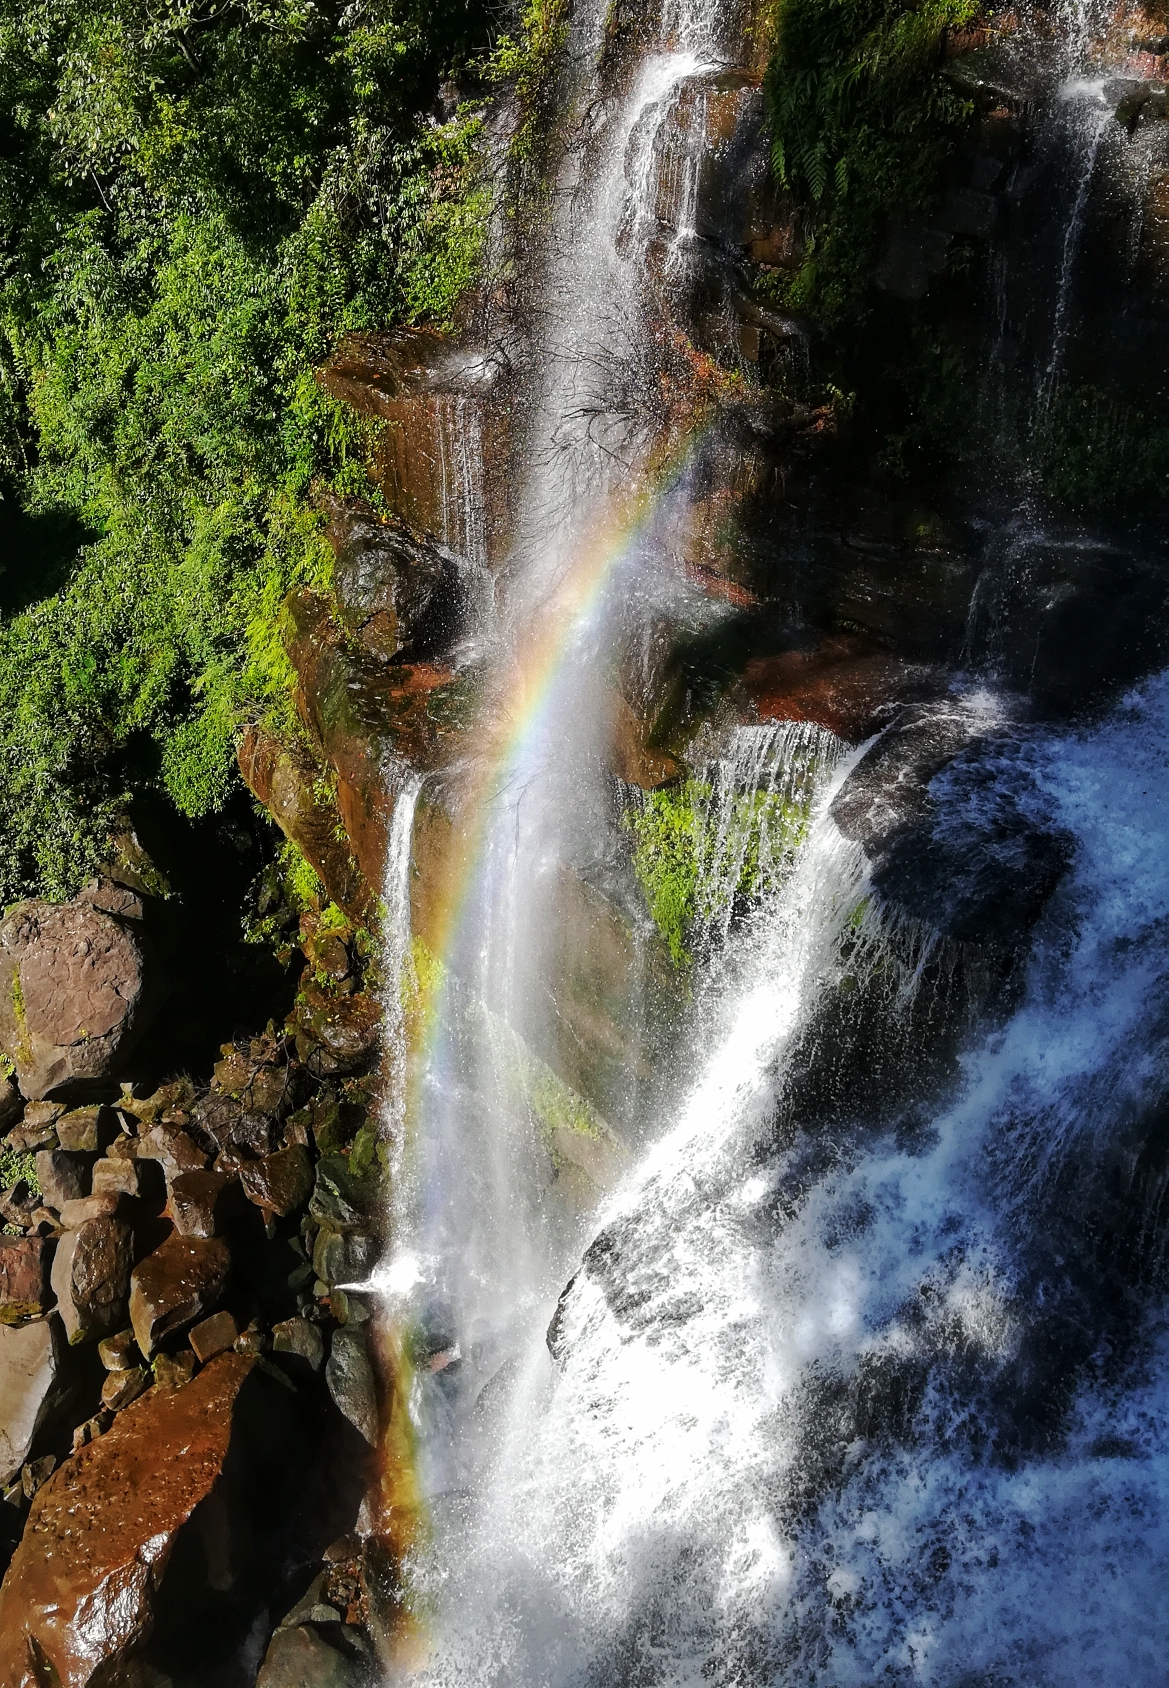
[0,0,494,905]
[764,0,978,325]
[625,780,809,967]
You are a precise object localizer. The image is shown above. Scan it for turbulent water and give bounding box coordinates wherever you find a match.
[378,0,1169,1681]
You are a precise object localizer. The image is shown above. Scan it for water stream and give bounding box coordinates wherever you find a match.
[374,0,1169,1680]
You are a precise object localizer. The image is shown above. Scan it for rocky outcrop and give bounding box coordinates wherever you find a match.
[0,1352,254,1688]
[0,881,163,1101]
[317,331,510,569]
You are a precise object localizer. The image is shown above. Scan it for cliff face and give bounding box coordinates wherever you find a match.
[243,1,1169,1116]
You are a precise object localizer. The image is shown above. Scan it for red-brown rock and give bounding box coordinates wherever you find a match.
[128,1234,231,1356]
[742,639,949,742]
[0,1237,52,1323]
[0,1351,254,1688]
[167,1169,238,1239]
[0,881,161,1101]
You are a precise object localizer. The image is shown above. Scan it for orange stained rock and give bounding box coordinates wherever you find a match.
[0,1351,254,1688]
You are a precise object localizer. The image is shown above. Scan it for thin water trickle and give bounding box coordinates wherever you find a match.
[381,772,423,1154]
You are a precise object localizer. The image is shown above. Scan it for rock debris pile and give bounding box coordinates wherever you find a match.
[0,885,393,1688]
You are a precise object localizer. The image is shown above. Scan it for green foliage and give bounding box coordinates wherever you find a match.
[0,0,493,905]
[1034,383,1169,510]
[766,0,976,324]
[0,1140,39,1199]
[624,778,810,967]
[491,0,571,186]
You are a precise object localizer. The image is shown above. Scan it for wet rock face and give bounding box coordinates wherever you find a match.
[0,1352,254,1688]
[50,1219,134,1346]
[325,1329,377,1445]
[128,1234,231,1356]
[0,1318,65,1485]
[832,705,1074,950]
[0,1239,52,1323]
[256,1622,372,1687]
[0,881,162,1101]
[328,501,468,664]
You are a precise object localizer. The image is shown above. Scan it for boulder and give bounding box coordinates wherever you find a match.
[189,1310,238,1363]
[0,1084,20,1135]
[168,1169,238,1238]
[34,1149,92,1211]
[91,1156,149,1199]
[97,1328,140,1372]
[50,1218,133,1345]
[58,1193,131,1229]
[152,1349,197,1393]
[325,1329,377,1445]
[312,1230,377,1290]
[100,1365,149,1413]
[830,705,1073,950]
[55,1107,116,1155]
[272,1317,325,1372]
[135,1124,207,1177]
[308,1156,386,1235]
[0,882,161,1101]
[128,1234,231,1356]
[0,1351,254,1688]
[240,1146,314,1219]
[256,1622,370,1688]
[0,1237,52,1322]
[0,1318,65,1484]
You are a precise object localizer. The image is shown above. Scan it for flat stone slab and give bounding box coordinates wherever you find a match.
[0,1317,64,1485]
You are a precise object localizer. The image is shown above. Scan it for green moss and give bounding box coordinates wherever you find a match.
[491,0,572,195]
[0,1140,38,1198]
[624,778,811,967]
[765,0,977,326]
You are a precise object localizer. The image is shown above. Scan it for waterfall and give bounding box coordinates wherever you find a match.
[406,665,1169,1688]
[436,396,489,571]
[370,0,753,1585]
[372,0,1169,1679]
[381,772,423,1150]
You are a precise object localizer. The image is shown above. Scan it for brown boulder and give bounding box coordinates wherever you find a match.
[50,1218,133,1345]
[100,1365,149,1413]
[135,1123,207,1177]
[189,1310,238,1363]
[0,882,162,1101]
[34,1149,91,1211]
[55,1107,116,1154]
[167,1169,238,1238]
[0,1318,65,1483]
[128,1234,231,1356]
[239,1146,313,1219]
[0,1351,254,1688]
[0,1237,52,1323]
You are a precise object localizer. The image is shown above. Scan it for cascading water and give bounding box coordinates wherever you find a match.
[372,0,1169,1680]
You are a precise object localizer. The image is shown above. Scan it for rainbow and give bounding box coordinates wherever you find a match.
[370,424,712,1654]
[411,425,709,1060]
